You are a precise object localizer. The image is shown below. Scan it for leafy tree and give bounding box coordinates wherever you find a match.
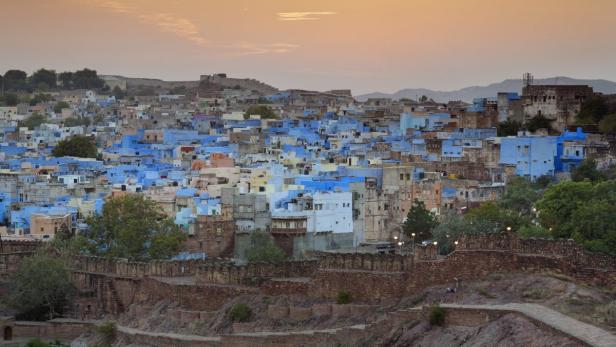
[577,95,608,123]
[432,215,482,254]
[112,86,126,100]
[599,113,616,134]
[244,105,277,120]
[4,252,76,320]
[84,195,186,261]
[3,92,19,106]
[52,136,97,158]
[571,158,603,182]
[64,116,91,127]
[18,112,47,130]
[535,181,594,239]
[498,177,539,215]
[30,93,53,106]
[497,120,522,136]
[58,71,73,89]
[72,68,104,89]
[3,69,27,90]
[570,199,616,254]
[526,114,552,133]
[30,69,57,89]
[518,225,552,239]
[403,199,437,242]
[53,101,70,114]
[464,202,529,232]
[246,231,286,263]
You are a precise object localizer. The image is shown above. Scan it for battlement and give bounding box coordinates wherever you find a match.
[0,240,42,254]
[456,232,616,269]
[313,252,410,272]
[195,260,318,286]
[69,255,208,278]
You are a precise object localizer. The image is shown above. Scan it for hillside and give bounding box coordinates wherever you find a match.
[356,77,616,102]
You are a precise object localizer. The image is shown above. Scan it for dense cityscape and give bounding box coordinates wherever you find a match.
[1,1,616,346]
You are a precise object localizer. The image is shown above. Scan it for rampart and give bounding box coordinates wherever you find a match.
[310,232,616,303]
[195,260,318,286]
[69,255,210,277]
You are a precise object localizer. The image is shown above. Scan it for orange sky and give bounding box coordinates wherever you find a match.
[1,0,615,94]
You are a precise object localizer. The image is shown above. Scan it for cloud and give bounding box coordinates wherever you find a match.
[277,12,336,21]
[224,42,300,56]
[90,0,134,13]
[138,13,207,46]
[87,0,207,46]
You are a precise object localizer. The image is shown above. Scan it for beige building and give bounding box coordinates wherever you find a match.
[30,213,72,239]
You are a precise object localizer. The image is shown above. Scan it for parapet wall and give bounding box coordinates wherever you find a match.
[195,260,318,286]
[314,252,410,272]
[0,240,42,253]
[69,255,209,277]
[457,232,616,269]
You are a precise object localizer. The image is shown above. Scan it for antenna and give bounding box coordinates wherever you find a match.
[523,73,534,87]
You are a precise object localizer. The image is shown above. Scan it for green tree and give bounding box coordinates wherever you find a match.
[245,231,286,263]
[403,199,437,242]
[18,112,47,129]
[571,158,603,182]
[112,86,126,100]
[244,105,277,120]
[52,136,98,158]
[3,92,19,106]
[58,71,73,89]
[85,195,186,261]
[72,68,104,89]
[535,180,594,238]
[518,225,552,239]
[30,93,53,106]
[64,116,91,127]
[464,202,529,232]
[498,177,539,215]
[3,69,27,91]
[570,199,616,254]
[497,120,522,136]
[4,252,76,320]
[526,114,552,133]
[30,68,57,89]
[577,95,608,123]
[599,113,616,134]
[53,101,70,114]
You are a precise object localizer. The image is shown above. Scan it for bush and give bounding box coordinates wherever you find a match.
[229,303,252,322]
[246,231,287,264]
[429,305,446,326]
[95,321,116,346]
[600,301,616,325]
[27,339,68,347]
[337,291,351,304]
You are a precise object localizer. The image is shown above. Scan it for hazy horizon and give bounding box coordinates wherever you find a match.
[2,0,616,94]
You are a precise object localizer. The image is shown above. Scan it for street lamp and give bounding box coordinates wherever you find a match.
[506,226,512,231]
[454,240,459,246]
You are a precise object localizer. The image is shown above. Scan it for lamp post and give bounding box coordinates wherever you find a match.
[411,232,416,253]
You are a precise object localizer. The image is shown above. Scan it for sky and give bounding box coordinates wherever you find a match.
[1,0,616,94]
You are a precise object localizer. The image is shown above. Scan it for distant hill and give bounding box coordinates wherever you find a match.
[356,77,616,102]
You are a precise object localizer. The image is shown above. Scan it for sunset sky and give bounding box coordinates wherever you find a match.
[2,0,615,94]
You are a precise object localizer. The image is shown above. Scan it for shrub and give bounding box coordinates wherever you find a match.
[522,288,551,300]
[229,303,252,322]
[95,321,116,346]
[429,305,446,326]
[337,291,351,304]
[600,301,616,325]
[477,288,496,299]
